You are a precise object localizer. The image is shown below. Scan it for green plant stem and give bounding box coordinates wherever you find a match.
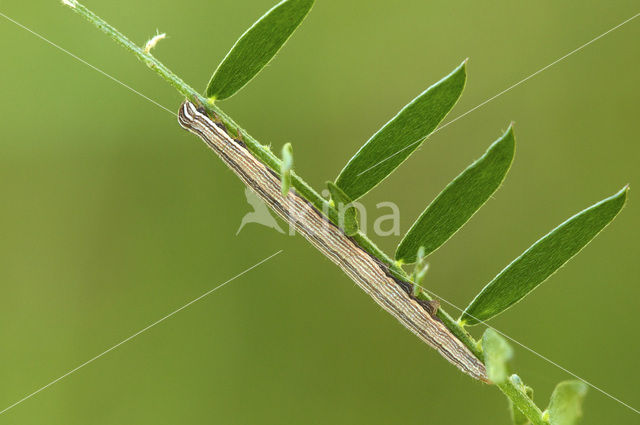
[498,379,548,425]
[64,1,544,422]
[69,1,332,213]
[70,2,197,102]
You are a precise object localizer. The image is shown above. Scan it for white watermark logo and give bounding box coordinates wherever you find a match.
[237,188,400,237]
[236,187,285,235]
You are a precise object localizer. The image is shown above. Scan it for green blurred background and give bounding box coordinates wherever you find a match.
[1,0,638,423]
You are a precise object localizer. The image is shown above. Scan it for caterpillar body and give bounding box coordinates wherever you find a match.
[177,100,488,383]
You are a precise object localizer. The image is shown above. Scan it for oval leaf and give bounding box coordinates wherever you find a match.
[460,187,628,325]
[547,381,588,425]
[206,0,314,100]
[396,126,515,263]
[335,61,467,200]
[327,181,359,236]
[482,328,513,384]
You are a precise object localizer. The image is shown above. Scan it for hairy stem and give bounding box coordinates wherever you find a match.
[63,0,545,421]
[499,379,548,425]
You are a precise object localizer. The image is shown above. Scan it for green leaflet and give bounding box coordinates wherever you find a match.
[281,143,294,196]
[335,61,467,200]
[395,126,515,263]
[326,181,359,236]
[482,328,513,384]
[547,381,588,425]
[460,187,628,326]
[206,0,314,101]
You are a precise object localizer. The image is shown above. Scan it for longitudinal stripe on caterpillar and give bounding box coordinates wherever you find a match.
[178,100,488,382]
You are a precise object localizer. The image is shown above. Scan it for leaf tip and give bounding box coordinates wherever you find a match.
[609,185,629,208]
[456,58,468,76]
[621,184,630,195]
[501,124,516,150]
[444,59,467,87]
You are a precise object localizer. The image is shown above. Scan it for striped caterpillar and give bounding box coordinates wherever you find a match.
[177,100,488,382]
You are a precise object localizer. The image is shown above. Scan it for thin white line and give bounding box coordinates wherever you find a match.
[0,10,176,116]
[356,11,640,177]
[415,283,640,414]
[0,250,283,416]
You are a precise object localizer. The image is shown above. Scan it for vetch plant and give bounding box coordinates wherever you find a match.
[62,1,629,424]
